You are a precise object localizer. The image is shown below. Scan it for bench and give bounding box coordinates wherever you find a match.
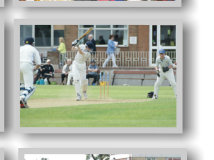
[112,70,176,86]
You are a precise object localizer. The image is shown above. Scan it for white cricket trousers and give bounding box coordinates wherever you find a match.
[102,53,117,68]
[72,61,88,96]
[67,72,73,85]
[154,69,176,97]
[20,62,34,88]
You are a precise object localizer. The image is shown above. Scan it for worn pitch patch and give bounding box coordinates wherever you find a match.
[27,98,152,108]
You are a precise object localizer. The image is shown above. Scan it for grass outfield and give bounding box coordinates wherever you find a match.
[20,85,176,127]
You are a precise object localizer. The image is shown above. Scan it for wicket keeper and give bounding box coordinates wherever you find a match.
[153,49,176,99]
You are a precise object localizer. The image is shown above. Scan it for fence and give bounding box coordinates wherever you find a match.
[66,51,149,68]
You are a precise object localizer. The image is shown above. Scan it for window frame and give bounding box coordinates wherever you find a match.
[21,25,129,48]
[22,25,63,48]
[78,25,129,47]
[149,24,177,66]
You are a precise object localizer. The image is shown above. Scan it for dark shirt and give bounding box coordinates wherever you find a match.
[41,64,54,74]
[90,39,97,52]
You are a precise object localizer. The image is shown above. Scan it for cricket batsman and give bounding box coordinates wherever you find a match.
[71,40,94,101]
[153,49,176,99]
[20,37,41,108]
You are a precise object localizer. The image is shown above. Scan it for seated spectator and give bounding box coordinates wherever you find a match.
[41,59,54,85]
[86,60,99,85]
[34,59,54,85]
[61,59,72,85]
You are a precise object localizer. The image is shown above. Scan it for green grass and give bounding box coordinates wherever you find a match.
[20,85,176,127]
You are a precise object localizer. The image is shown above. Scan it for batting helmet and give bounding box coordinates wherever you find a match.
[85,41,94,50]
[24,37,34,45]
[159,49,166,54]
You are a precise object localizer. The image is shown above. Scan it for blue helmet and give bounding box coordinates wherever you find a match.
[159,49,166,54]
[85,41,94,50]
[24,37,34,45]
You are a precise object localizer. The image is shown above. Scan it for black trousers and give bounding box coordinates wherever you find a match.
[33,69,53,85]
[43,75,52,85]
[61,74,68,83]
[86,74,99,84]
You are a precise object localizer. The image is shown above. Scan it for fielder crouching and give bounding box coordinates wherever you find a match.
[153,49,176,99]
[20,37,41,108]
[71,40,94,101]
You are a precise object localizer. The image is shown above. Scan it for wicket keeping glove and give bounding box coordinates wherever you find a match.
[156,70,160,77]
[162,67,169,72]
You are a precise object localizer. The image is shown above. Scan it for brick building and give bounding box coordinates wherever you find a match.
[20,25,177,67]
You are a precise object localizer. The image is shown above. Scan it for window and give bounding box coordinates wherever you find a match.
[152,25,157,46]
[152,49,157,64]
[20,25,65,47]
[20,25,33,45]
[96,30,110,45]
[161,25,176,46]
[78,25,128,46]
[54,25,65,46]
[35,25,51,47]
[150,25,177,66]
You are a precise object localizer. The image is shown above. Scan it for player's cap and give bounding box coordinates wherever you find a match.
[46,59,51,63]
[159,49,166,54]
[24,37,34,45]
[85,41,94,50]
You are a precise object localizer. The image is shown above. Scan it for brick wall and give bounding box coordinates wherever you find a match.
[63,25,150,52]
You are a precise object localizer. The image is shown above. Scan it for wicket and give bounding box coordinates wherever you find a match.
[99,71,110,99]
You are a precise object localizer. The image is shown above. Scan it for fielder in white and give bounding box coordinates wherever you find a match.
[153,49,176,99]
[71,41,94,101]
[20,37,41,108]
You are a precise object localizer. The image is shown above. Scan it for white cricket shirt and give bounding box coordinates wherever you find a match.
[74,44,91,64]
[20,44,41,65]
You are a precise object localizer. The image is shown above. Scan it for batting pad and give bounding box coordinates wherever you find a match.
[81,79,88,93]
[73,79,81,95]
[20,86,36,101]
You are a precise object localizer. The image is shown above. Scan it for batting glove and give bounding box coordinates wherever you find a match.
[72,39,79,46]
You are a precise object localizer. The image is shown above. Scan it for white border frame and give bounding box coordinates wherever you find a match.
[14,0,182,8]
[0,21,4,132]
[0,149,3,160]
[0,0,4,7]
[14,19,183,134]
[19,148,187,160]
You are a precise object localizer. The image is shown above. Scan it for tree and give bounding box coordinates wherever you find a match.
[86,154,110,160]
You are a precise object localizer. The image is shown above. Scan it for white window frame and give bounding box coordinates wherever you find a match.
[25,25,58,48]
[78,25,129,47]
[149,25,177,66]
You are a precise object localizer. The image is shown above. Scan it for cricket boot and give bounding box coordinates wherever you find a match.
[76,93,82,101]
[152,94,158,100]
[83,91,88,100]
[20,97,29,108]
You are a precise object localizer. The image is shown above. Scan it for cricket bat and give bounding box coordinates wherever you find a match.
[78,27,93,41]
[72,27,93,46]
